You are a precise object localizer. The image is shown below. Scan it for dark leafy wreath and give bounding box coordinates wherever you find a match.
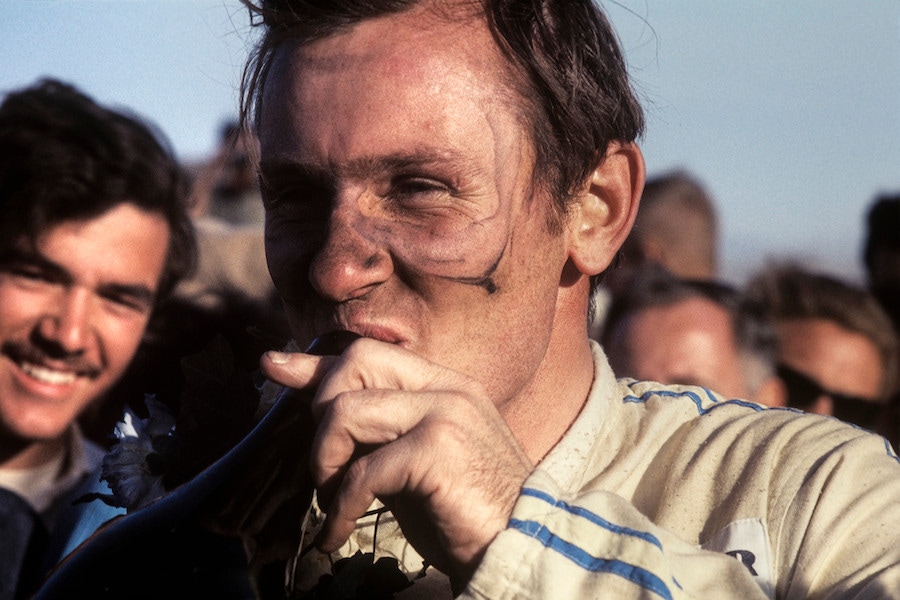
[77,334,423,599]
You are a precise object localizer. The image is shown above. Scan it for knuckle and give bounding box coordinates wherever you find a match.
[343,455,372,491]
[309,435,331,485]
[329,392,355,420]
[340,337,372,361]
[427,413,470,449]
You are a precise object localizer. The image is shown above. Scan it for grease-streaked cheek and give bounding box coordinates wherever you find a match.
[385,211,509,283]
[266,199,512,303]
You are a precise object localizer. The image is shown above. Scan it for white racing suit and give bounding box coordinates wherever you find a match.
[296,342,900,599]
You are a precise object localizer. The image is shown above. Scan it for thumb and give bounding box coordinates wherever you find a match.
[260,350,335,391]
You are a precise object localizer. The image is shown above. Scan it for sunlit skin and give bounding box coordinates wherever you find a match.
[0,204,169,469]
[777,318,884,415]
[261,10,593,427]
[258,9,567,555]
[608,296,749,399]
[256,4,642,585]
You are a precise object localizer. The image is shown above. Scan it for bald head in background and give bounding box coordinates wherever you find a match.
[620,169,718,280]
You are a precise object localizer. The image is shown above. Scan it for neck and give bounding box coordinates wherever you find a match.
[0,431,68,471]
[501,282,595,465]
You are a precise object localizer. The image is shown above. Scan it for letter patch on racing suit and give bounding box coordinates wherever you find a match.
[701,518,775,598]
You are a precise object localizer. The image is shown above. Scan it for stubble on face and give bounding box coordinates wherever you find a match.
[257,6,571,409]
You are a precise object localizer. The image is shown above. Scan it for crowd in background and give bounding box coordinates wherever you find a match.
[0,69,897,599]
[591,170,900,447]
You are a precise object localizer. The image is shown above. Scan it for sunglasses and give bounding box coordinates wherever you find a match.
[776,363,884,430]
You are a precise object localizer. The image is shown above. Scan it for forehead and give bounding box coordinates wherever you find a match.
[31,204,170,288]
[632,297,735,342]
[778,318,881,365]
[258,6,522,152]
[269,4,500,81]
[628,297,745,390]
[778,317,885,397]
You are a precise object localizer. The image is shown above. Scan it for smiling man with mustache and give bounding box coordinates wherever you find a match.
[0,78,195,600]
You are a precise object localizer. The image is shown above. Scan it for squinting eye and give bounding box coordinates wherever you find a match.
[264,188,331,223]
[104,298,146,315]
[386,177,453,209]
[391,177,449,196]
[5,265,53,284]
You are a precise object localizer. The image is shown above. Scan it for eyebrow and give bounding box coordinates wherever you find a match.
[2,248,157,308]
[97,282,158,309]
[259,148,477,184]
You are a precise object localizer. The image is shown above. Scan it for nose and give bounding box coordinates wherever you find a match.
[36,287,92,356]
[309,201,393,302]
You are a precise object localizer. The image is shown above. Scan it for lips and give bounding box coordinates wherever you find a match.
[20,361,78,385]
[334,324,406,347]
[2,341,101,383]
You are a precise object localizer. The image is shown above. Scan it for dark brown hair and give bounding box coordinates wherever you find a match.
[0,78,196,301]
[239,0,643,219]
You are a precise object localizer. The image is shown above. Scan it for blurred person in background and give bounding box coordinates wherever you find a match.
[618,169,719,281]
[591,169,720,338]
[177,120,274,312]
[746,263,899,439]
[0,78,195,599]
[600,263,785,407]
[189,120,264,228]
[863,193,900,330]
[862,193,900,447]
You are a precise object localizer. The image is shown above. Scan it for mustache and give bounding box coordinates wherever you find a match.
[1,340,102,379]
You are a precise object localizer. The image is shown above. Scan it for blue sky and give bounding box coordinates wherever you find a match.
[1,1,898,285]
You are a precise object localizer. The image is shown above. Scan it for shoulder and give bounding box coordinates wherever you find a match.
[621,378,897,463]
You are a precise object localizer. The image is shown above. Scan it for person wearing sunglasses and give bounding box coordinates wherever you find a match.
[747,262,899,436]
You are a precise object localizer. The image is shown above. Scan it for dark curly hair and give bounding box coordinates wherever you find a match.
[0,78,196,301]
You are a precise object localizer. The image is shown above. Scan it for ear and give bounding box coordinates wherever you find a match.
[568,141,645,275]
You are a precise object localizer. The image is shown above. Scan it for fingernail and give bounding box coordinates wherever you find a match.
[266,351,291,364]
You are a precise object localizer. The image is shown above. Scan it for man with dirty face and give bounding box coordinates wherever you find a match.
[245,0,900,597]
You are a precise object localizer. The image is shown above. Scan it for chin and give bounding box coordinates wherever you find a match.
[19,424,69,445]
[3,408,75,445]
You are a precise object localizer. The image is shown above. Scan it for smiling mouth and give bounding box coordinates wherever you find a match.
[2,340,101,383]
[20,361,79,385]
